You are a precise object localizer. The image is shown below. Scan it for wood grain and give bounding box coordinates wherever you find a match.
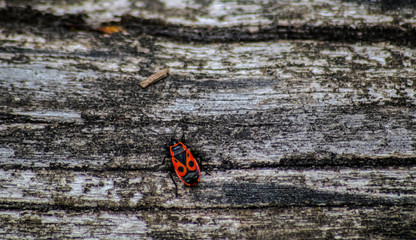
[1,206,415,239]
[1,167,416,208]
[0,1,415,239]
[1,38,415,170]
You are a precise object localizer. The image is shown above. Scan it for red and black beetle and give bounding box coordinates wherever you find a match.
[169,138,201,186]
[146,125,202,195]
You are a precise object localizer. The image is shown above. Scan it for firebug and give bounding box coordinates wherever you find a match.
[147,125,202,196]
[169,137,201,186]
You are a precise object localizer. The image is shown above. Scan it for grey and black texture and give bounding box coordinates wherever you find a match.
[0,0,415,239]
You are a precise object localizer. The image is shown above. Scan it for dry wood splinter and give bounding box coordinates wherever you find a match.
[139,68,169,88]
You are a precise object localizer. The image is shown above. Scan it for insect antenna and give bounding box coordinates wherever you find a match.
[171,124,180,140]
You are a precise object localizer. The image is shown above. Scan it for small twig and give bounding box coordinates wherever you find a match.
[139,68,169,88]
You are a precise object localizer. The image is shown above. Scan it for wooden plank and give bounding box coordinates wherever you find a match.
[0,1,416,239]
[0,168,415,209]
[1,167,415,238]
[4,0,415,28]
[0,207,415,239]
[2,2,416,45]
[0,38,415,169]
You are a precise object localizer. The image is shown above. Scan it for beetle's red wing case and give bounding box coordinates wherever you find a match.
[170,142,201,186]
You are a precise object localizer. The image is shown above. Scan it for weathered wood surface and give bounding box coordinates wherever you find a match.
[1,167,416,208]
[1,0,416,239]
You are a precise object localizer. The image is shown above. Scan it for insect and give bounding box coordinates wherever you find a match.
[169,137,201,187]
[146,124,202,196]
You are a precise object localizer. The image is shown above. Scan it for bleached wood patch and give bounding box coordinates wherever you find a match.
[6,0,415,28]
[0,207,415,239]
[1,168,415,209]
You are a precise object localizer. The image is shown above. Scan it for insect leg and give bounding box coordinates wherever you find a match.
[169,172,178,197]
[155,156,168,170]
[171,124,180,140]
